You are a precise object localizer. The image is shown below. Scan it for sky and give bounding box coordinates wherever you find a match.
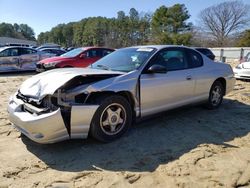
[0,0,249,37]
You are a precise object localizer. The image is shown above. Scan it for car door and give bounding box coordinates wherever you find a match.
[78,49,101,67]
[140,47,196,117]
[19,48,39,70]
[0,48,20,72]
[186,49,212,100]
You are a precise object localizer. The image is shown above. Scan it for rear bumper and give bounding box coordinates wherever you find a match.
[225,75,236,94]
[7,94,99,144]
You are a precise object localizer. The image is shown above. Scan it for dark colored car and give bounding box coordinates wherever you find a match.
[36,44,61,50]
[36,47,115,72]
[195,48,215,61]
[39,48,67,56]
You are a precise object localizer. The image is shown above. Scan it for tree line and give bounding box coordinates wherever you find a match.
[37,4,192,48]
[0,1,250,47]
[0,23,35,41]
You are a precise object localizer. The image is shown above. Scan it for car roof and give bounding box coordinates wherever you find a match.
[40,48,66,51]
[126,45,194,51]
[80,46,115,51]
[0,46,36,52]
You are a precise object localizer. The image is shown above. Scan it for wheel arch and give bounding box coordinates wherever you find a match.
[86,90,135,112]
[214,77,226,95]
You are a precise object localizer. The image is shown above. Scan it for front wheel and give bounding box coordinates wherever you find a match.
[206,81,224,109]
[90,95,132,142]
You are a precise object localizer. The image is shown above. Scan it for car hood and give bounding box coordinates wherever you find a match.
[19,68,124,99]
[39,56,74,64]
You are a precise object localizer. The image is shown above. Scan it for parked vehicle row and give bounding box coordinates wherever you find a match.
[7,45,235,143]
[1,45,219,73]
[0,46,114,73]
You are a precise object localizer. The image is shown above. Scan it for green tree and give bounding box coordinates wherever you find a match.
[0,23,16,38]
[36,4,194,48]
[19,24,35,40]
[237,30,250,47]
[62,23,74,47]
[151,4,192,45]
[0,22,35,41]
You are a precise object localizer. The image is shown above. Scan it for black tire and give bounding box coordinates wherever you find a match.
[90,95,132,142]
[206,80,224,109]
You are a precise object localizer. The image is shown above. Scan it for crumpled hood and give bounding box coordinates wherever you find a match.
[19,68,123,99]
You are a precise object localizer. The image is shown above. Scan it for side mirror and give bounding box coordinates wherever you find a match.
[147,64,167,74]
[80,53,86,58]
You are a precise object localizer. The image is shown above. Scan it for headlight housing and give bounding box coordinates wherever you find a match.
[43,61,61,68]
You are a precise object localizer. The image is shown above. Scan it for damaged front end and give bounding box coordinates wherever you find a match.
[8,69,121,144]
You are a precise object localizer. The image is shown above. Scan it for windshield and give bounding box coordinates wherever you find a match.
[91,47,156,72]
[61,48,84,57]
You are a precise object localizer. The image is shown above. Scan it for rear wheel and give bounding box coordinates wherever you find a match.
[206,81,224,109]
[90,95,132,142]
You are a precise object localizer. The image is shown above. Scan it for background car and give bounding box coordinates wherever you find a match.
[36,43,61,50]
[8,45,235,144]
[36,47,115,72]
[233,61,250,80]
[39,48,67,56]
[0,46,53,72]
[195,47,215,60]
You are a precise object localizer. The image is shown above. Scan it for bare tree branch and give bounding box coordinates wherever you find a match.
[199,1,250,46]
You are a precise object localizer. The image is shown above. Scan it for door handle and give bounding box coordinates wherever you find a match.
[186,75,192,80]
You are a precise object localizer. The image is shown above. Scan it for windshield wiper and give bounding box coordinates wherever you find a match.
[97,64,111,70]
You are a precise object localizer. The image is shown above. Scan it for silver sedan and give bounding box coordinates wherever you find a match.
[0,46,53,72]
[8,45,235,143]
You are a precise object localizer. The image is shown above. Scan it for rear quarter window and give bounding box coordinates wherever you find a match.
[187,49,203,68]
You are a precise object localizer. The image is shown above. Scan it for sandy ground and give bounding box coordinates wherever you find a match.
[0,66,250,188]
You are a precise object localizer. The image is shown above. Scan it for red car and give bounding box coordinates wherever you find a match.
[36,47,114,72]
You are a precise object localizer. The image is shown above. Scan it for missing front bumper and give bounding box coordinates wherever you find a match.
[7,94,99,144]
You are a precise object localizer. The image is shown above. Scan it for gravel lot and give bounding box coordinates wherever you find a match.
[0,67,250,188]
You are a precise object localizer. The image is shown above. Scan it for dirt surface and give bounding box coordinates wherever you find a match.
[0,68,250,188]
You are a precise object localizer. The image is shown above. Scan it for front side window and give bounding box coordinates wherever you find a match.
[19,48,36,55]
[0,48,18,57]
[149,49,188,71]
[86,50,99,58]
[0,49,9,57]
[61,48,84,57]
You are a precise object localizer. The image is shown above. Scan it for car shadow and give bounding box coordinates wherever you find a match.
[0,70,36,77]
[22,98,250,172]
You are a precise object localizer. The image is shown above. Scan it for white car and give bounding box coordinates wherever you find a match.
[233,61,250,80]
